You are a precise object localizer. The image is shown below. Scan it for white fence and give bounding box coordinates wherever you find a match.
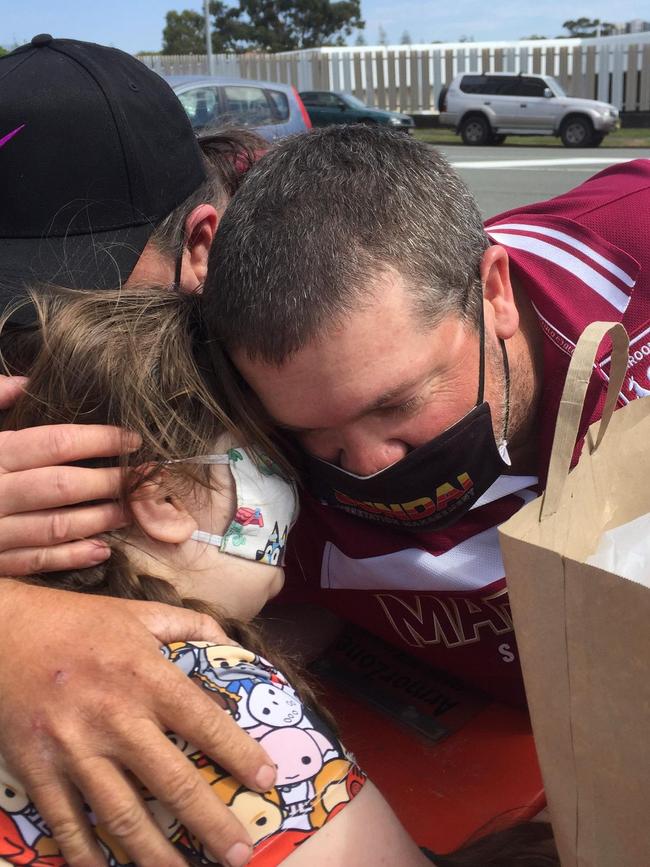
[140,32,650,113]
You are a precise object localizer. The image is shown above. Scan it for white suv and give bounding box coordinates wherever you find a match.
[439,72,619,147]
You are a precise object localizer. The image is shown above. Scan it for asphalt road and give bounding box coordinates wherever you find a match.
[437,145,650,218]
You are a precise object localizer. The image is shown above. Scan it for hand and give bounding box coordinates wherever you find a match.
[0,375,141,574]
[0,581,277,867]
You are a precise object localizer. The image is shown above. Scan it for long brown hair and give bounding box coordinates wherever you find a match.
[0,284,315,702]
[435,821,558,866]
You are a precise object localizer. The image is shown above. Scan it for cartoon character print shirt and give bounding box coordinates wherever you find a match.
[0,643,366,867]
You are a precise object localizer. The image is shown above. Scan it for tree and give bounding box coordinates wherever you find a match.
[521,34,548,40]
[400,30,412,44]
[377,25,388,45]
[164,1,364,54]
[561,17,615,37]
[354,33,366,46]
[458,34,474,42]
[162,10,206,54]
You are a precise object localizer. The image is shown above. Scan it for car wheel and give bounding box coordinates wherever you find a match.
[460,115,491,146]
[589,132,605,147]
[560,116,593,147]
[490,133,507,145]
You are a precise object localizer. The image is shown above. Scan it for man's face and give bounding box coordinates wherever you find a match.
[233,270,508,476]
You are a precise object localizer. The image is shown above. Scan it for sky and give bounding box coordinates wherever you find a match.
[1,0,647,54]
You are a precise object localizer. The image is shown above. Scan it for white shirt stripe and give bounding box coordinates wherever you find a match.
[320,485,539,593]
[488,231,631,313]
[488,222,636,287]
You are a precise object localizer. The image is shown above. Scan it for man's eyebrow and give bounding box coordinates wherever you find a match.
[273,377,424,434]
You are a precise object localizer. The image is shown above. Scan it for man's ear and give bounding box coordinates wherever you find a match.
[480,244,519,340]
[179,204,219,295]
[129,471,198,544]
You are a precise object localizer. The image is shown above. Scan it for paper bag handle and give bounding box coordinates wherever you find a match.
[540,321,629,521]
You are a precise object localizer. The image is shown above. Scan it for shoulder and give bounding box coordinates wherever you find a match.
[486,159,650,229]
[163,641,367,860]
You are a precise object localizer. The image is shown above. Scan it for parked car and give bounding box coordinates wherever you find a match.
[166,76,311,141]
[299,90,415,132]
[438,72,619,147]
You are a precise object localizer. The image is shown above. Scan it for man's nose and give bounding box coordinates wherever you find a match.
[339,435,409,476]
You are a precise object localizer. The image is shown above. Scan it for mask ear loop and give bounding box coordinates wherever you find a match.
[500,338,511,441]
[477,296,486,405]
[478,293,510,441]
[174,247,184,287]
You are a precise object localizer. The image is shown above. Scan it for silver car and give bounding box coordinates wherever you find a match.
[439,72,619,147]
[167,76,311,142]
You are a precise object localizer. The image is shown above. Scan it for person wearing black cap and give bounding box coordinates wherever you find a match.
[1,33,213,301]
[0,36,274,867]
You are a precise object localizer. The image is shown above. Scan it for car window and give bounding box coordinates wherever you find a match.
[177,87,221,129]
[343,94,368,109]
[267,89,290,121]
[519,77,547,98]
[485,76,521,96]
[459,75,487,94]
[223,85,275,127]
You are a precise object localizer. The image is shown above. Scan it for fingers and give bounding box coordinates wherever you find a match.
[0,466,124,514]
[131,600,231,645]
[0,375,28,410]
[121,723,253,867]
[25,773,109,867]
[156,672,276,793]
[0,539,112,577]
[72,755,189,867]
[0,425,140,473]
[0,501,127,549]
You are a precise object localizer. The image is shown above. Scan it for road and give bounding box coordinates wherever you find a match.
[436,145,650,218]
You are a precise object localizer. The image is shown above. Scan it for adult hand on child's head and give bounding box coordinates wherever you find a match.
[0,581,276,867]
[0,374,139,574]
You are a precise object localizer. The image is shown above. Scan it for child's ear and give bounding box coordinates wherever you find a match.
[129,470,198,544]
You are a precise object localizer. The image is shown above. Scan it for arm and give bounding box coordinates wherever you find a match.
[0,580,276,867]
[284,782,433,866]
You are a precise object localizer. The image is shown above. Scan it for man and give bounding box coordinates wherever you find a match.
[202,125,650,703]
[0,36,273,867]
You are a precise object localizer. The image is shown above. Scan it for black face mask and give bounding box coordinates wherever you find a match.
[304,315,511,532]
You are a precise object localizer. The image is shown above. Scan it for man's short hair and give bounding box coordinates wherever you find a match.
[203,125,489,364]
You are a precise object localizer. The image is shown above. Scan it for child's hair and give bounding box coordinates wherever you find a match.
[435,820,558,866]
[0,283,311,695]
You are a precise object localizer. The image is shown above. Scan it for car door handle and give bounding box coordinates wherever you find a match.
[483,101,491,105]
[520,103,527,107]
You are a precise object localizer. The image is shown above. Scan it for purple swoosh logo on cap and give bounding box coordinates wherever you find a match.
[0,124,26,150]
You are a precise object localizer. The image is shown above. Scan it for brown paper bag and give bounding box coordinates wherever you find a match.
[499,321,650,867]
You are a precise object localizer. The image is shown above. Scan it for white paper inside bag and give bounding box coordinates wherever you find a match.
[586,512,650,587]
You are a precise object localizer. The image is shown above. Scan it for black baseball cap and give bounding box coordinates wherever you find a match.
[0,35,207,323]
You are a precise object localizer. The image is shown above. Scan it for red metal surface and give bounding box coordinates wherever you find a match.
[314,627,545,854]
